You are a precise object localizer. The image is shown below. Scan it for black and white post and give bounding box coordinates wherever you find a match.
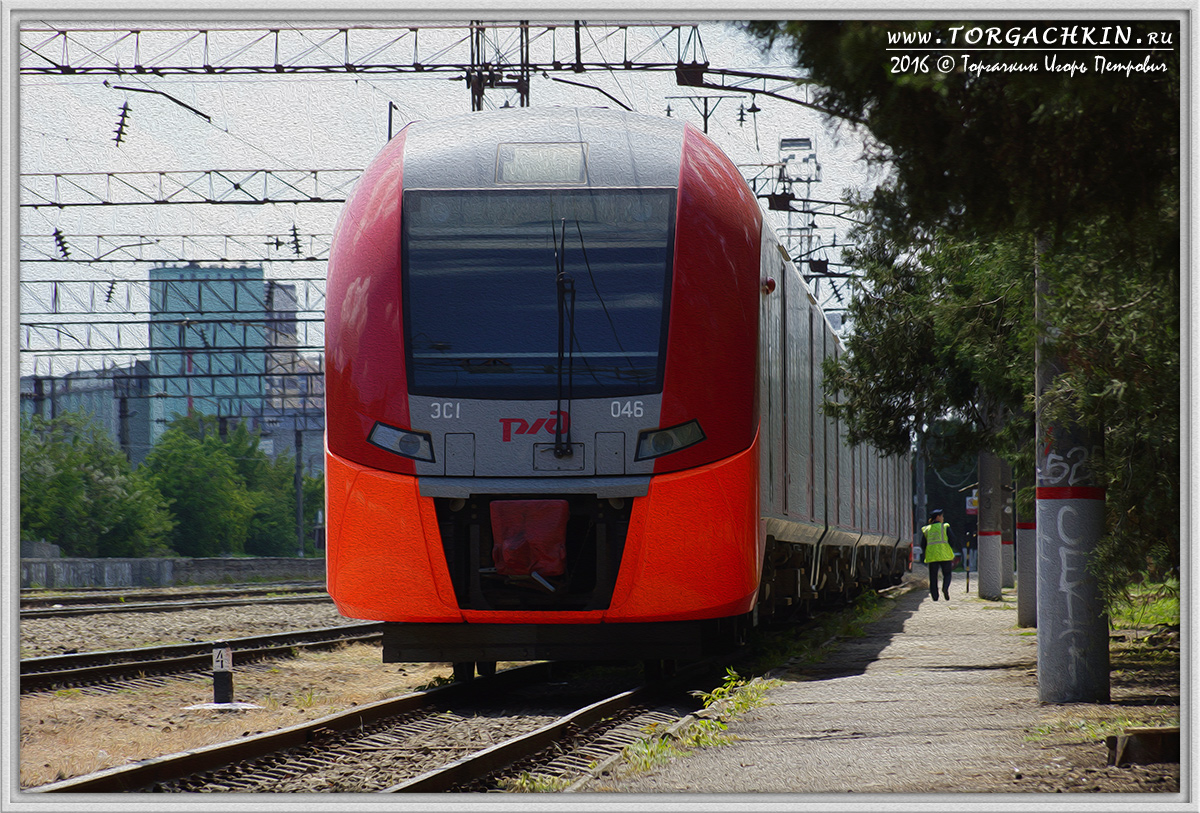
[213,642,233,705]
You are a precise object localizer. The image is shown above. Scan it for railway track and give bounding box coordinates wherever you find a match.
[20,623,383,693]
[29,661,704,794]
[20,584,331,619]
[20,582,322,605]
[23,582,914,792]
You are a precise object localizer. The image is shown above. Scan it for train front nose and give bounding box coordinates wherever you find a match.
[325,109,770,665]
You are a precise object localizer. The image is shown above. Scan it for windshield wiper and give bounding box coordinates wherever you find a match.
[554,218,576,458]
[572,218,637,376]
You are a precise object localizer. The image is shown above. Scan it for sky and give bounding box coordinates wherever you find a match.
[13,16,883,380]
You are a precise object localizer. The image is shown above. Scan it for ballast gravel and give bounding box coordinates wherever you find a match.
[20,600,359,658]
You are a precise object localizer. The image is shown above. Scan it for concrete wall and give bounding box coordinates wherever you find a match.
[20,557,326,589]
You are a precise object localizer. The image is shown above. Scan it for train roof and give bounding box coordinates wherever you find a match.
[398,107,688,191]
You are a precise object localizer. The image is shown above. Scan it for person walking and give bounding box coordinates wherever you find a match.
[921,509,956,601]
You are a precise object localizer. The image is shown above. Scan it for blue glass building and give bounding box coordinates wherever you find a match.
[148,264,267,443]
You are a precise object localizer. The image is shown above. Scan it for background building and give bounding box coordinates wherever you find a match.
[20,361,154,466]
[22,266,324,474]
[148,263,268,444]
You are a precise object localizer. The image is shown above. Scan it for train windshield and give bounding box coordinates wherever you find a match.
[402,187,674,399]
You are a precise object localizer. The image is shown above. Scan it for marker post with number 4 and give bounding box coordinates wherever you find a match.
[213,642,233,704]
[184,641,261,710]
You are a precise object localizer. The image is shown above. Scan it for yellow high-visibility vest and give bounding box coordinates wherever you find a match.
[921,522,955,563]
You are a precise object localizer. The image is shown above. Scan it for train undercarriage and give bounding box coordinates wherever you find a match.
[381,530,907,678]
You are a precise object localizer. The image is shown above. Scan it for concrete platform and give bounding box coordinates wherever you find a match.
[581,573,1183,803]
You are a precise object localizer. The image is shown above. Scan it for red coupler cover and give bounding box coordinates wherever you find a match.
[490,499,569,577]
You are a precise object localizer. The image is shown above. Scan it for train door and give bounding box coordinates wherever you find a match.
[759,240,787,518]
[786,272,815,521]
[812,305,829,530]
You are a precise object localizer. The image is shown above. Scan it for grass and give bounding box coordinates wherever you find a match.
[621,735,689,772]
[676,720,737,749]
[413,674,454,691]
[746,590,893,674]
[497,772,573,792]
[693,667,780,717]
[612,668,782,778]
[292,687,326,709]
[1025,712,1180,745]
[1109,578,1179,631]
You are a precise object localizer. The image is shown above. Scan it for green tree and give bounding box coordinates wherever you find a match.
[222,420,297,557]
[823,229,1036,460]
[742,21,1178,241]
[1037,208,1180,593]
[302,470,325,557]
[20,411,173,557]
[140,416,255,557]
[743,20,1180,593]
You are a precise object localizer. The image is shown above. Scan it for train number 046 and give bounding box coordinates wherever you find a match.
[611,400,644,418]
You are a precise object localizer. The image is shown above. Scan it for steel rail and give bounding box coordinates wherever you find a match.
[30,662,555,793]
[20,622,382,693]
[19,583,325,608]
[21,593,334,619]
[383,686,649,792]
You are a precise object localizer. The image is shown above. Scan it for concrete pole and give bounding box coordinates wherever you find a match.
[118,390,131,461]
[295,427,305,558]
[1016,475,1037,628]
[977,450,1003,601]
[34,377,46,418]
[1001,459,1015,588]
[1035,235,1109,703]
[913,430,927,569]
[1035,438,1109,701]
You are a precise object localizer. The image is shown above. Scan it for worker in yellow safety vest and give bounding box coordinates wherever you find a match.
[921,509,957,601]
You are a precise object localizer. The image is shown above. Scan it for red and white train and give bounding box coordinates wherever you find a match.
[324,107,911,677]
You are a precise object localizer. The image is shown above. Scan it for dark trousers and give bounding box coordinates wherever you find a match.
[928,560,953,599]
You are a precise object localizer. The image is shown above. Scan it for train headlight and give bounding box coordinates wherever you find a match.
[634,420,705,461]
[368,422,435,463]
